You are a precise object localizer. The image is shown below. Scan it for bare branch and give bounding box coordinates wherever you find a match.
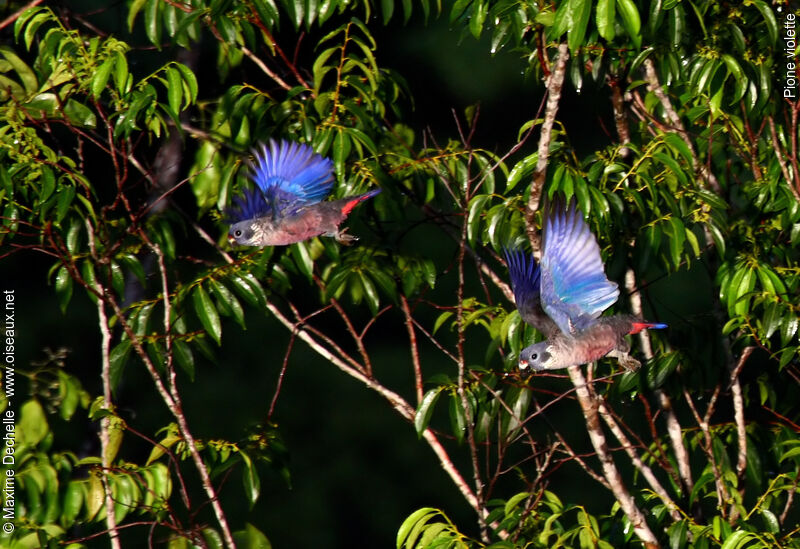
[567,365,659,546]
[149,241,237,549]
[625,268,694,492]
[642,59,721,194]
[527,42,569,256]
[400,294,424,405]
[86,221,122,549]
[0,0,45,31]
[264,300,486,519]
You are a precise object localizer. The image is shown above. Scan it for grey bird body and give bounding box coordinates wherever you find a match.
[225,140,380,247]
[229,197,364,247]
[505,198,667,374]
[520,315,643,372]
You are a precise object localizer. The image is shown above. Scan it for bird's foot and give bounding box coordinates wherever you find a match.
[334,228,359,244]
[608,350,641,371]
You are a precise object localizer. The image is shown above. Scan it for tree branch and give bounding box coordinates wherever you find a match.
[567,365,659,546]
[642,59,720,194]
[526,42,569,255]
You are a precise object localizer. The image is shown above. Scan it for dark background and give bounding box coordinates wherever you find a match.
[2,2,712,546]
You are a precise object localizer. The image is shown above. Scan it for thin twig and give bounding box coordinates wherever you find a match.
[683,386,728,514]
[456,202,489,540]
[264,300,486,519]
[148,240,237,549]
[400,294,424,404]
[240,45,292,91]
[595,397,681,520]
[0,0,45,31]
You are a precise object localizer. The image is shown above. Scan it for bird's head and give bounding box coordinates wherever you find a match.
[228,220,261,247]
[518,342,553,374]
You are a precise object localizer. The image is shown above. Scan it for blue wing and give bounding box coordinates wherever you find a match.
[252,140,334,216]
[503,248,560,338]
[224,186,271,224]
[539,197,619,335]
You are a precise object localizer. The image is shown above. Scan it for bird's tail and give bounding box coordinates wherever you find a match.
[340,188,381,215]
[629,321,668,334]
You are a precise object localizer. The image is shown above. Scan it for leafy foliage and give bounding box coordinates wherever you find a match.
[1,0,799,547]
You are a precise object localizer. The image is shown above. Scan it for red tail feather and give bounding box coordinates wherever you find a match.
[629,321,668,334]
[340,189,381,215]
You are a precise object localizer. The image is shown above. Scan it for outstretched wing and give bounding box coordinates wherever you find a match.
[503,247,560,338]
[539,197,619,336]
[224,186,270,224]
[252,140,335,217]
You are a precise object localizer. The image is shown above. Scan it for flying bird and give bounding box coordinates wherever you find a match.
[504,197,666,373]
[226,140,380,246]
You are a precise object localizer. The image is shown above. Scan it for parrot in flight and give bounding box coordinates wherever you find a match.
[226,139,380,247]
[503,197,666,374]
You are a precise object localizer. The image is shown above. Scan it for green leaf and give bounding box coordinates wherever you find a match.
[720,531,757,549]
[668,4,685,49]
[567,0,592,53]
[228,273,268,309]
[291,242,314,280]
[466,194,491,245]
[381,0,394,24]
[240,450,261,507]
[647,0,663,37]
[209,278,246,328]
[175,63,198,104]
[615,0,641,47]
[501,386,531,440]
[433,311,453,334]
[193,284,222,345]
[469,1,488,38]
[109,340,131,391]
[166,66,183,113]
[732,266,756,317]
[233,523,273,549]
[201,529,225,549]
[415,387,444,437]
[128,0,148,32]
[63,99,97,128]
[144,0,162,47]
[596,0,616,41]
[55,265,73,313]
[397,508,438,549]
[0,45,37,96]
[645,351,679,390]
[173,338,195,381]
[147,424,181,465]
[57,370,80,420]
[359,272,380,315]
[61,481,85,528]
[56,184,76,223]
[667,217,686,268]
[92,58,114,99]
[506,153,539,193]
[105,415,125,463]
[749,0,777,45]
[449,390,467,443]
[20,399,48,447]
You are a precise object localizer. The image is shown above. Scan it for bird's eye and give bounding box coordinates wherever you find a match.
[234,229,242,237]
[531,353,538,360]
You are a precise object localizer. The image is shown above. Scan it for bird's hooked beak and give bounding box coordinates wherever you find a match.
[518,359,533,377]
